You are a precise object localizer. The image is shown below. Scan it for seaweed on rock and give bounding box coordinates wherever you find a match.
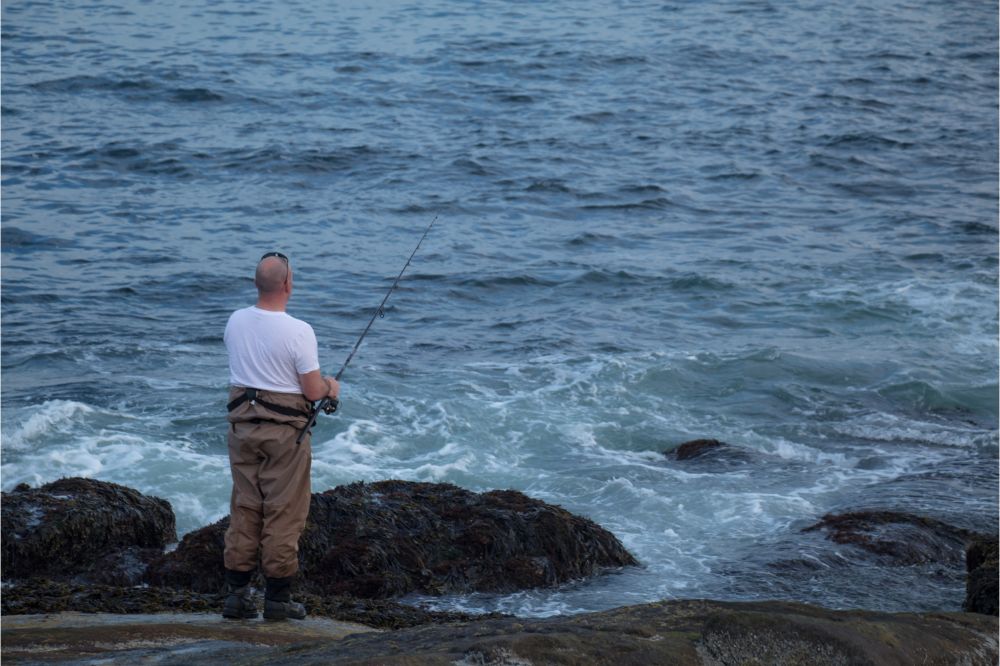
[1,478,176,583]
[801,510,978,565]
[964,535,999,616]
[148,480,638,598]
[0,579,496,628]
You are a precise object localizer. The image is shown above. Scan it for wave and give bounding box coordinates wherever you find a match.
[450,158,494,176]
[807,152,899,174]
[1,401,230,534]
[444,267,735,294]
[221,144,381,173]
[822,133,915,150]
[831,411,996,450]
[706,171,762,181]
[567,231,618,246]
[455,274,557,289]
[29,75,234,106]
[0,226,74,251]
[525,179,574,193]
[497,93,534,104]
[26,141,405,180]
[959,221,998,236]
[617,184,665,195]
[2,400,94,450]
[170,87,225,103]
[814,92,893,110]
[29,75,157,93]
[570,111,616,124]
[579,197,677,211]
[875,380,998,420]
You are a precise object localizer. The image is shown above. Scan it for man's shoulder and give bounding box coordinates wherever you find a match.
[264,310,315,338]
[283,313,316,336]
[226,306,256,326]
[226,307,314,336]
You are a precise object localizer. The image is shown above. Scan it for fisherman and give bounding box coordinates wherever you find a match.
[222,251,340,620]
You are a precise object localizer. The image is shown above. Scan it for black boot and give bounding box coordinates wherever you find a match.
[263,576,306,620]
[222,569,258,619]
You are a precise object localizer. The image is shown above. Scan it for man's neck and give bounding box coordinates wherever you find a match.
[255,297,287,312]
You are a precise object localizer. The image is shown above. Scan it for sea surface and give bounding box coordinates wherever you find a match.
[2,0,997,617]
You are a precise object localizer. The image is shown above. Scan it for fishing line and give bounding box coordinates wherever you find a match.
[296,215,438,444]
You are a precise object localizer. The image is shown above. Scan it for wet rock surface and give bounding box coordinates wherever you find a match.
[4,477,996,664]
[4,600,995,665]
[1,478,176,583]
[665,438,754,468]
[0,579,500,630]
[671,438,727,460]
[149,480,639,598]
[1,611,380,665]
[801,510,979,566]
[964,535,999,616]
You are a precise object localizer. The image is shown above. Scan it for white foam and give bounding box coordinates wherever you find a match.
[1,403,231,535]
[2,400,94,450]
[412,454,475,482]
[832,412,992,449]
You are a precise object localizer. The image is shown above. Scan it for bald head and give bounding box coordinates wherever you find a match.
[255,255,289,295]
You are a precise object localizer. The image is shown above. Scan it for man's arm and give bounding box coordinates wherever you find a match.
[299,370,341,403]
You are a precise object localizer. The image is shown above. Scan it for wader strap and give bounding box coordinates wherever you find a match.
[227,388,312,420]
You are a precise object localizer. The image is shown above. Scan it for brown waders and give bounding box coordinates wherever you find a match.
[223,387,312,620]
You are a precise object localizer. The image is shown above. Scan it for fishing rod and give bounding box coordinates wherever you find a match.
[296,215,437,444]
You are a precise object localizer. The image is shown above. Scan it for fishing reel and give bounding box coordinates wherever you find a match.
[323,398,339,415]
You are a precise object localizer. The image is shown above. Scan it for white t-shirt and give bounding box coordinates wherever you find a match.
[225,306,320,394]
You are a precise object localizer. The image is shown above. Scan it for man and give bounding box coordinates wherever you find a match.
[222,251,340,620]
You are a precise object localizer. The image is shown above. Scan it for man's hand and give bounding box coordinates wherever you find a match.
[323,376,340,401]
[300,370,340,402]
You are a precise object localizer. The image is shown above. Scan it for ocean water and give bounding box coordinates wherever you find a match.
[2,0,997,617]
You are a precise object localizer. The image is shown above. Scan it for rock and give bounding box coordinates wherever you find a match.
[0,579,498,630]
[254,599,998,665]
[801,510,977,565]
[7,599,992,665]
[85,546,166,587]
[964,535,999,616]
[666,439,754,468]
[1,478,176,582]
[145,519,228,593]
[148,480,638,598]
[1,610,379,664]
[671,438,726,460]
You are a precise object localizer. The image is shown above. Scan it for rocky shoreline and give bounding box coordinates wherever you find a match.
[2,474,997,664]
[4,599,998,665]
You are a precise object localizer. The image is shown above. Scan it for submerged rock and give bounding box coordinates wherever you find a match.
[665,438,755,466]
[1,478,176,583]
[671,438,727,460]
[801,510,977,565]
[964,535,999,616]
[149,480,638,598]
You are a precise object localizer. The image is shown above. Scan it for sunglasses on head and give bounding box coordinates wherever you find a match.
[260,251,288,263]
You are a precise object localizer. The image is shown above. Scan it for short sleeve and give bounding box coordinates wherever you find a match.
[293,323,321,375]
